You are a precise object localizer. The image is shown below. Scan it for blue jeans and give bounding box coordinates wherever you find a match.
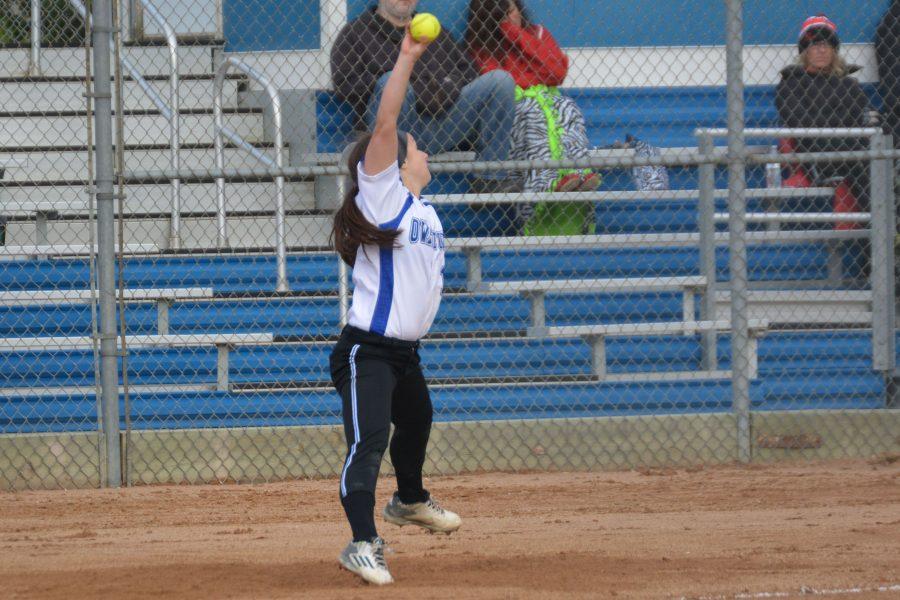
[365,70,516,179]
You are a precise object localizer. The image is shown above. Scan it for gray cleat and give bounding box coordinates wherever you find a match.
[338,536,394,585]
[382,493,462,534]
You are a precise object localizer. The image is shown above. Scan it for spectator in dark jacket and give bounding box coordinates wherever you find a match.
[775,15,872,206]
[876,0,900,147]
[331,0,520,193]
[776,15,874,280]
[775,15,872,180]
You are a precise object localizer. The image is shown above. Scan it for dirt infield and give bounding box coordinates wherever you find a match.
[0,458,897,599]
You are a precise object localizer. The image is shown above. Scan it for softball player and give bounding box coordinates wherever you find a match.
[329,29,461,586]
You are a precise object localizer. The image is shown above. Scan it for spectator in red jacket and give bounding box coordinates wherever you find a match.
[466,0,599,234]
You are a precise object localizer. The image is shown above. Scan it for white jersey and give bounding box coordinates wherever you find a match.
[347,160,445,341]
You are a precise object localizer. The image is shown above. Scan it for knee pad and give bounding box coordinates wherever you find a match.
[342,434,389,496]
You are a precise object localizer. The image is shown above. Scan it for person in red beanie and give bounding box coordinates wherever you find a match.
[465,0,600,234]
[775,14,874,276]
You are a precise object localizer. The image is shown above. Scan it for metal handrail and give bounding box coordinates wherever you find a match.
[67,1,173,116]
[137,0,181,249]
[65,0,183,249]
[694,126,883,373]
[696,127,893,378]
[697,127,883,139]
[213,57,289,293]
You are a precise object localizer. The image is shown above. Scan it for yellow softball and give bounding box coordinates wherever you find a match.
[410,13,441,44]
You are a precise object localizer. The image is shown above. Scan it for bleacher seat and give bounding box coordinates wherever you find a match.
[0,56,887,441]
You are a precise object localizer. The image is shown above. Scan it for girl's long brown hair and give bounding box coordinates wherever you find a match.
[331,132,407,267]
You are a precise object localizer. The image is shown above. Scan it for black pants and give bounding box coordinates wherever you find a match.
[329,325,433,541]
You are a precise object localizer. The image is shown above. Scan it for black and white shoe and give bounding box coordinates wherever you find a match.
[338,536,393,585]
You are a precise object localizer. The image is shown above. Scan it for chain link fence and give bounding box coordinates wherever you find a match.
[0,0,898,490]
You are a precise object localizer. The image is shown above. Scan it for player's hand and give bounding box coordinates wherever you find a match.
[400,29,430,61]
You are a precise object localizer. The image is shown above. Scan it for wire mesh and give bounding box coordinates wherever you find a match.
[0,0,898,491]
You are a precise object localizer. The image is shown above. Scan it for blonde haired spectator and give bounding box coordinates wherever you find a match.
[775,14,874,280]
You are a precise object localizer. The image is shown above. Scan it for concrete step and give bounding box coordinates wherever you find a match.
[3,180,315,215]
[5,213,332,250]
[0,75,242,112]
[1,144,280,182]
[0,45,219,78]
[0,109,263,147]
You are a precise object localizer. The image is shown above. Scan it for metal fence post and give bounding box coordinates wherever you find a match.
[869,133,896,392]
[885,135,897,408]
[29,0,42,76]
[697,133,717,370]
[724,0,751,462]
[92,0,122,488]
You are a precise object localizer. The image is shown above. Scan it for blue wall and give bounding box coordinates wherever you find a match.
[224,0,320,51]
[226,0,889,52]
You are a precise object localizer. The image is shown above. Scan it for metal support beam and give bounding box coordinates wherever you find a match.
[697,133,718,371]
[724,0,752,463]
[870,133,896,381]
[92,0,122,488]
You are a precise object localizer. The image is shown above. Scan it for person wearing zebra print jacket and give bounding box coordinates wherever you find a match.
[466,0,600,235]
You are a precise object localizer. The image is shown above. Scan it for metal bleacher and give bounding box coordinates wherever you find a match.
[0,240,887,433]
[0,34,889,439]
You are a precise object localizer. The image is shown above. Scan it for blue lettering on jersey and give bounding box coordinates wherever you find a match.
[408,217,444,250]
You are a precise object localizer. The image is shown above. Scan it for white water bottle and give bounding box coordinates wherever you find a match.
[765,162,782,189]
